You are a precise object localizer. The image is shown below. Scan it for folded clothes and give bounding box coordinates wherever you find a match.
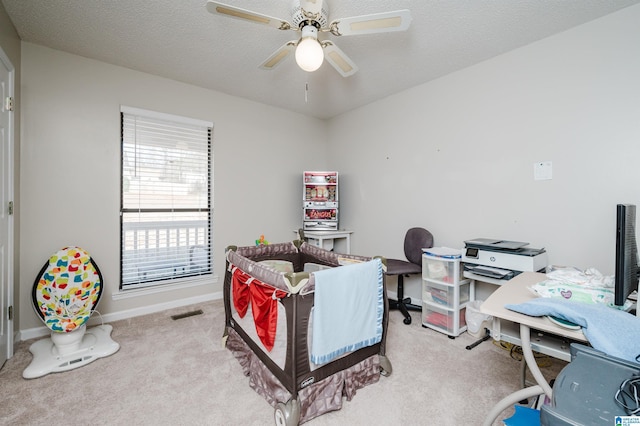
[505,297,640,364]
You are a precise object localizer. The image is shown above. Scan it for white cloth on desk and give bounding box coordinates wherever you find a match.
[546,265,614,288]
[505,297,640,364]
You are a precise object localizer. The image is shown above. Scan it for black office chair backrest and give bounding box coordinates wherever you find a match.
[404,227,434,265]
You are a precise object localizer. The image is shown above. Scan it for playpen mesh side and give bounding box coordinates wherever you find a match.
[227,249,294,293]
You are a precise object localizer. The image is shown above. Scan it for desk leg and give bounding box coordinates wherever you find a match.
[481,324,553,426]
[519,355,527,389]
[520,324,553,398]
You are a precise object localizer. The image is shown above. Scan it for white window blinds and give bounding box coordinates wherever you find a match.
[120,107,213,289]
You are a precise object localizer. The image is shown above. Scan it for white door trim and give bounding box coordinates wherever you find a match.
[0,45,15,366]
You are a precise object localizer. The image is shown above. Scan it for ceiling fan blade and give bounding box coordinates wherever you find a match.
[259,41,297,70]
[206,1,293,31]
[322,41,358,77]
[328,9,412,36]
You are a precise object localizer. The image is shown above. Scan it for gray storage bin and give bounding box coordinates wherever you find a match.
[541,343,640,425]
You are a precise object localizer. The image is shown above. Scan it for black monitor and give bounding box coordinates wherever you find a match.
[614,204,639,306]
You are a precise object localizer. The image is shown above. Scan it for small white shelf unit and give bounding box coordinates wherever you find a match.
[421,248,474,337]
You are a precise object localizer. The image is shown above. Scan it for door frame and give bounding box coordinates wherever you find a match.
[0,46,15,365]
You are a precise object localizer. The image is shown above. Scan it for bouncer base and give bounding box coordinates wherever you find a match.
[23,324,120,379]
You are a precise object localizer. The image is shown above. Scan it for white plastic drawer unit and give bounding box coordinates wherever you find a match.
[423,280,470,309]
[422,255,463,283]
[421,249,473,337]
[422,304,467,335]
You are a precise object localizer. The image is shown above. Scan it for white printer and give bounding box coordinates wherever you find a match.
[461,238,547,281]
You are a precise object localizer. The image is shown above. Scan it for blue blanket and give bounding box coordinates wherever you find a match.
[310,258,383,365]
[505,298,640,364]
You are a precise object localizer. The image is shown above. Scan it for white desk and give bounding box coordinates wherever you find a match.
[480,272,587,426]
[296,230,353,254]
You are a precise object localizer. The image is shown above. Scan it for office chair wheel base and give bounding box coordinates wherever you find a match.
[403,316,412,325]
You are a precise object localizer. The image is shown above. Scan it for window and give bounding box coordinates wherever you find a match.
[120,106,212,290]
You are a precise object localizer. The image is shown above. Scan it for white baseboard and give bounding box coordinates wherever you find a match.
[17,291,223,342]
[19,291,423,342]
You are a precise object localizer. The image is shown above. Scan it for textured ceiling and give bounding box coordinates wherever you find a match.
[3,0,640,119]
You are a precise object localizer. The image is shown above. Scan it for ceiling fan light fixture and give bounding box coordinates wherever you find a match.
[295,26,324,72]
[207,1,413,77]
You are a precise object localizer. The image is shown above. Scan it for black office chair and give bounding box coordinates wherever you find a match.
[385,227,434,325]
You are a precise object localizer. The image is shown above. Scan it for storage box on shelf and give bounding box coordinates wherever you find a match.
[421,247,474,337]
[422,304,467,334]
[303,171,339,231]
[423,281,470,308]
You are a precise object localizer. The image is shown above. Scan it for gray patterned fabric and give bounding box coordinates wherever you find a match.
[227,242,376,294]
[226,328,380,423]
[299,356,380,423]
[226,250,290,292]
[236,241,299,260]
[299,242,371,266]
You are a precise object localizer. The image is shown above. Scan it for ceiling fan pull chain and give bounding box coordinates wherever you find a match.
[305,82,309,103]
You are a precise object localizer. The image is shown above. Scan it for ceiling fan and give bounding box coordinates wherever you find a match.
[206,0,412,77]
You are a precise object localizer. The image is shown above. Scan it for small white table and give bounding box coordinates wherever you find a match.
[296,229,353,254]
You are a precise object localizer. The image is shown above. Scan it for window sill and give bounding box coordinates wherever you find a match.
[111,275,219,300]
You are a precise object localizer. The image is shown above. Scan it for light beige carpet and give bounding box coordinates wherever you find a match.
[0,300,565,425]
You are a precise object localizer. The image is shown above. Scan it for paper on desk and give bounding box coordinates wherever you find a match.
[422,247,462,258]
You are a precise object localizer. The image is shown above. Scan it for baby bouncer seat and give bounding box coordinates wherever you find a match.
[23,246,120,379]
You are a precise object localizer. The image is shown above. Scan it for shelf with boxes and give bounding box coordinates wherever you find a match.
[303,171,339,231]
[421,247,474,338]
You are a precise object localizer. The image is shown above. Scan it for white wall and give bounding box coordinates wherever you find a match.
[18,43,327,331]
[328,5,640,301]
[16,4,640,331]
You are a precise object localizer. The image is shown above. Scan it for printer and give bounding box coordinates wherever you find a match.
[461,238,548,281]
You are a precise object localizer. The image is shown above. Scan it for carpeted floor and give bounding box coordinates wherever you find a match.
[0,300,566,425]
